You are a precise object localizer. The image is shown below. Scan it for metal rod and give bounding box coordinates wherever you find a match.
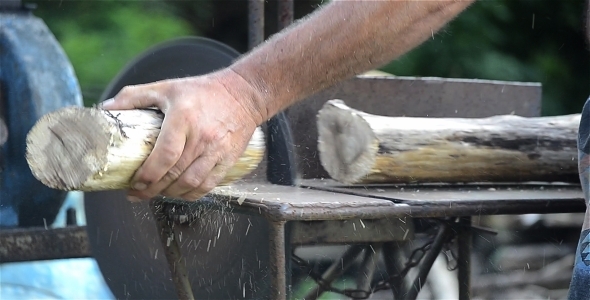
[354,244,382,298]
[269,221,288,300]
[151,199,195,300]
[266,114,298,186]
[404,221,453,300]
[458,216,472,300]
[66,207,77,226]
[277,0,294,30]
[383,242,408,299]
[304,244,365,300]
[0,226,91,263]
[248,0,265,50]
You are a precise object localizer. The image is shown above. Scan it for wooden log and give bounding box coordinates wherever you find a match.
[25,106,265,191]
[317,99,580,184]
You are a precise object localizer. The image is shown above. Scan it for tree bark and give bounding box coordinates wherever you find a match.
[26,107,265,191]
[317,100,580,184]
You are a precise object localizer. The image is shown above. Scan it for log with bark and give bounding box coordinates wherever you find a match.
[26,106,265,191]
[317,100,581,184]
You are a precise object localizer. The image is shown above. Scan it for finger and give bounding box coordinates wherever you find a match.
[161,154,219,198]
[138,137,206,198]
[126,193,143,203]
[130,114,188,195]
[179,163,230,201]
[101,84,167,111]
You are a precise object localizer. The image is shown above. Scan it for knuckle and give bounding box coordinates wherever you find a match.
[163,166,183,182]
[181,110,196,125]
[200,179,218,193]
[118,85,136,97]
[135,172,157,186]
[178,176,202,189]
[168,82,179,94]
[159,146,182,165]
[201,128,224,143]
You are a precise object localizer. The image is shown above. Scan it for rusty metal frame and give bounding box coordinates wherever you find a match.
[218,182,585,223]
[0,226,91,263]
[458,216,473,299]
[2,181,583,300]
[210,181,584,300]
[150,198,195,300]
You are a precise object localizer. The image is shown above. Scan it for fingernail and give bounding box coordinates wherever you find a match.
[127,195,141,202]
[100,98,115,109]
[133,182,147,191]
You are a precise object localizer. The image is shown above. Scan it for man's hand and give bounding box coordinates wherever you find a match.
[99,0,474,201]
[101,70,263,201]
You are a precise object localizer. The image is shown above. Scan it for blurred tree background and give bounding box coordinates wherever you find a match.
[30,0,589,116]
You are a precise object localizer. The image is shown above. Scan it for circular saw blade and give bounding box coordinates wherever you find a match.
[85,37,271,300]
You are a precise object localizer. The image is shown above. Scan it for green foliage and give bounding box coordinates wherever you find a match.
[32,1,195,106]
[291,277,356,300]
[381,0,590,116]
[33,0,588,115]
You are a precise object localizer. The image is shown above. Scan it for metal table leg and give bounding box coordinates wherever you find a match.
[458,216,472,300]
[354,244,382,299]
[270,221,288,300]
[383,242,408,299]
[278,0,294,29]
[151,199,195,300]
[404,221,453,300]
[248,0,264,49]
[304,245,365,300]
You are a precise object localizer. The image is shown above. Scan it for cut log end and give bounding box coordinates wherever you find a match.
[317,100,580,185]
[317,100,379,184]
[26,107,113,190]
[26,106,265,192]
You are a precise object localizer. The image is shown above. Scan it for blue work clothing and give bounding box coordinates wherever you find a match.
[568,97,590,300]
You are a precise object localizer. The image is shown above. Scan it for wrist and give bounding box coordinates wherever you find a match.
[213,67,269,126]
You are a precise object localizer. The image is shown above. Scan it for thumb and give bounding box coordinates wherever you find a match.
[100,85,165,111]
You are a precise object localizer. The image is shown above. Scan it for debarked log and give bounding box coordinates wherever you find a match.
[26,106,265,191]
[317,99,581,184]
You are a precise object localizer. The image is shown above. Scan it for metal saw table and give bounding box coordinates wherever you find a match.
[204,180,585,300]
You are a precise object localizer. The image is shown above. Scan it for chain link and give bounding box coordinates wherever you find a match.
[292,253,376,299]
[291,233,438,300]
[291,218,496,299]
[442,238,459,271]
[370,238,435,294]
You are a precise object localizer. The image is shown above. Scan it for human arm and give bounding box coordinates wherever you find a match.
[102,0,475,201]
[231,0,476,122]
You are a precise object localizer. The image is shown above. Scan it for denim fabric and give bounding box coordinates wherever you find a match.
[568,229,590,300]
[568,98,590,300]
[579,99,590,155]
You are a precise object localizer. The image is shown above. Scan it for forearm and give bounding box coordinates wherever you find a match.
[229,0,475,122]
